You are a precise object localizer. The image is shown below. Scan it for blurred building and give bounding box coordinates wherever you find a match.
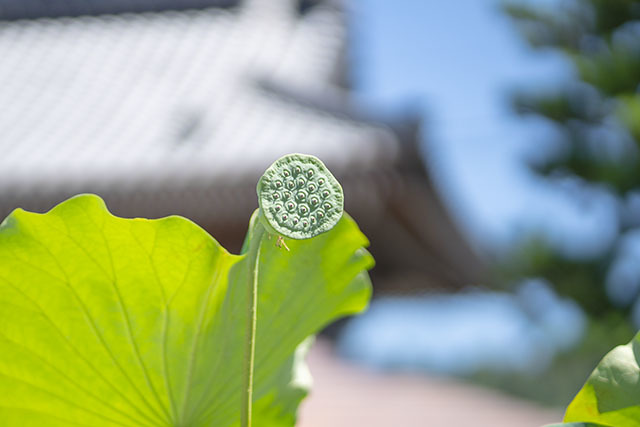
[0,0,483,292]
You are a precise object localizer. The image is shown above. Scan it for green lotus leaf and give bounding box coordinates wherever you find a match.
[545,423,610,427]
[561,331,640,427]
[0,194,373,426]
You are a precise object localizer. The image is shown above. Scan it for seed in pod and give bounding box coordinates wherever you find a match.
[257,153,344,239]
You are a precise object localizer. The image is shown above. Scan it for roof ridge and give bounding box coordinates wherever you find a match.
[0,0,237,21]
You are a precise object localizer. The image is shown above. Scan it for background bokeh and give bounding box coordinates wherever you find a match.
[345,0,640,409]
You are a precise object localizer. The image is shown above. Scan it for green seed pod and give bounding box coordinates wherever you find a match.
[257,153,344,239]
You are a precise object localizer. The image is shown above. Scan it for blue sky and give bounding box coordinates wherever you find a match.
[349,0,619,255]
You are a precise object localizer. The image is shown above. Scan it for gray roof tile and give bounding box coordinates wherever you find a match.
[0,3,399,217]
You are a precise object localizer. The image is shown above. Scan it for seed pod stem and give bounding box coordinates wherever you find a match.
[241,219,265,427]
[242,154,344,427]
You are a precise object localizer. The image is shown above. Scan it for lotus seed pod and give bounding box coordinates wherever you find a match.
[257,153,344,239]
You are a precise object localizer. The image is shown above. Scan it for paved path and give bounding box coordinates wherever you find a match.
[299,340,562,427]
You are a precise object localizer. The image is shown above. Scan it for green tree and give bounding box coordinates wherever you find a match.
[482,1,640,405]
[503,0,640,325]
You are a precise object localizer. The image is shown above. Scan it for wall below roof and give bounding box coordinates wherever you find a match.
[0,0,237,20]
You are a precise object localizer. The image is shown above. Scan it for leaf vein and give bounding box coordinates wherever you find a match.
[0,330,140,427]
[179,252,225,424]
[89,214,173,424]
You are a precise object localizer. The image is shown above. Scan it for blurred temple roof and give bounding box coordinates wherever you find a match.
[0,0,484,291]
